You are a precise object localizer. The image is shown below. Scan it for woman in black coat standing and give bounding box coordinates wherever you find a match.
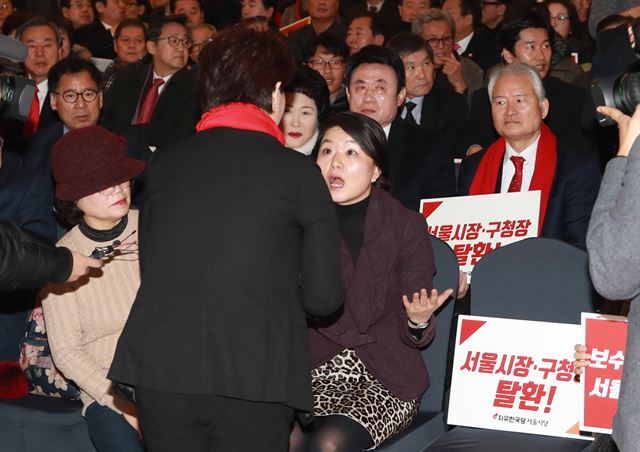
[108,26,344,452]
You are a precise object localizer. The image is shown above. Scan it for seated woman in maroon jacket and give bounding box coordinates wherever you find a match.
[290,112,454,451]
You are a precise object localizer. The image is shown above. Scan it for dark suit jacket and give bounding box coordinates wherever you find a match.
[465,75,594,156]
[462,28,502,72]
[23,121,63,177]
[74,21,115,59]
[344,0,401,37]
[413,86,469,158]
[457,142,601,249]
[109,126,344,412]
[387,117,456,211]
[1,91,59,157]
[100,63,201,151]
[309,187,436,401]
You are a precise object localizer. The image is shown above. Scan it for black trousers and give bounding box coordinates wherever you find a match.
[136,387,294,452]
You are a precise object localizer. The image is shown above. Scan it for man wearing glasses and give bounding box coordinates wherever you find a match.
[25,58,103,178]
[306,33,350,114]
[413,8,484,101]
[101,15,200,154]
[61,0,95,29]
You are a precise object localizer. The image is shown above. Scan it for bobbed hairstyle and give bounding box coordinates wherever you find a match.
[48,56,103,93]
[285,65,331,120]
[386,31,434,62]
[198,26,296,112]
[345,44,406,92]
[316,112,390,190]
[500,11,554,55]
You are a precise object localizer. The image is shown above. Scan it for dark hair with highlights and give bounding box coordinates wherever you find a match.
[198,26,296,112]
[315,112,390,190]
[285,65,330,120]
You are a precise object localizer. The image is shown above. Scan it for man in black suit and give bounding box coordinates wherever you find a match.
[287,0,346,62]
[344,0,401,37]
[100,15,200,153]
[74,0,126,59]
[387,32,469,158]
[25,58,104,178]
[464,11,594,157]
[442,0,501,72]
[458,63,600,250]
[345,45,456,211]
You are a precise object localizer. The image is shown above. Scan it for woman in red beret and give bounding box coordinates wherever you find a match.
[39,126,146,452]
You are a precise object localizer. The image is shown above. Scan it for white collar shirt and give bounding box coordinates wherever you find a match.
[500,133,540,193]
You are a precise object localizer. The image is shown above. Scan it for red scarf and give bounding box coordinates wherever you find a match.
[195,102,285,145]
[469,124,557,234]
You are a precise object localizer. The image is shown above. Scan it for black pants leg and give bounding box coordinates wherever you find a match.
[136,387,294,452]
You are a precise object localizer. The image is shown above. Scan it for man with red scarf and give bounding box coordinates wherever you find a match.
[458,63,600,250]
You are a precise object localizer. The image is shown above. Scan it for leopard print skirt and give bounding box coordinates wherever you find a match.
[311,349,420,449]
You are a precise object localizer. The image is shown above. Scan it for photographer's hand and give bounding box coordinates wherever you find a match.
[597,104,640,157]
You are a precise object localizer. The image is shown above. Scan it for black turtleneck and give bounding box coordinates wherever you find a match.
[79,215,128,242]
[335,196,369,262]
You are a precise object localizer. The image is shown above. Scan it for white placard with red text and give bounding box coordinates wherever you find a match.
[420,192,540,280]
[448,315,590,440]
[580,313,628,434]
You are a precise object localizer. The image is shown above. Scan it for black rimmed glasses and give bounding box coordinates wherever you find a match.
[307,58,345,70]
[426,36,453,47]
[157,35,192,49]
[51,89,100,104]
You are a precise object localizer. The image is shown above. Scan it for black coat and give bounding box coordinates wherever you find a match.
[74,21,115,59]
[387,117,456,211]
[344,0,401,37]
[109,126,344,412]
[464,75,594,156]
[0,222,71,292]
[462,29,502,72]
[100,64,201,151]
[457,143,601,249]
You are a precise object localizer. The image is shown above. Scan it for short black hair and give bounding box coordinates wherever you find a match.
[345,45,406,92]
[349,12,386,38]
[305,32,349,61]
[500,11,553,55]
[285,65,330,120]
[48,57,103,93]
[386,32,433,61]
[316,112,389,190]
[114,18,146,41]
[459,0,483,29]
[146,14,189,42]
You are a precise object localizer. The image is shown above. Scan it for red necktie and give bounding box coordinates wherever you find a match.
[508,156,525,192]
[137,78,165,124]
[24,86,40,137]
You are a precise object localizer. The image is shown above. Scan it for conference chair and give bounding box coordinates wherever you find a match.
[425,238,599,452]
[379,235,459,451]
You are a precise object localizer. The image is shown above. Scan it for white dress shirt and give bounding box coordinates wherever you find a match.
[35,79,48,114]
[456,32,473,55]
[367,0,385,12]
[500,133,540,193]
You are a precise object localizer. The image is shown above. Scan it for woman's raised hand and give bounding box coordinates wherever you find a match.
[403,288,454,326]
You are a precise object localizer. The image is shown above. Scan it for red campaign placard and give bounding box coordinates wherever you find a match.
[581,314,628,433]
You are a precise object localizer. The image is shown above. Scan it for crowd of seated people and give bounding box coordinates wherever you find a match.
[1,0,638,450]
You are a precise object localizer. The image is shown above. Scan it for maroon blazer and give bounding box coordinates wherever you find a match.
[309,188,437,401]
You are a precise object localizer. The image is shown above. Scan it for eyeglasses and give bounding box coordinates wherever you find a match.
[156,35,192,49]
[52,89,100,104]
[426,36,453,47]
[549,14,570,22]
[307,58,345,70]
